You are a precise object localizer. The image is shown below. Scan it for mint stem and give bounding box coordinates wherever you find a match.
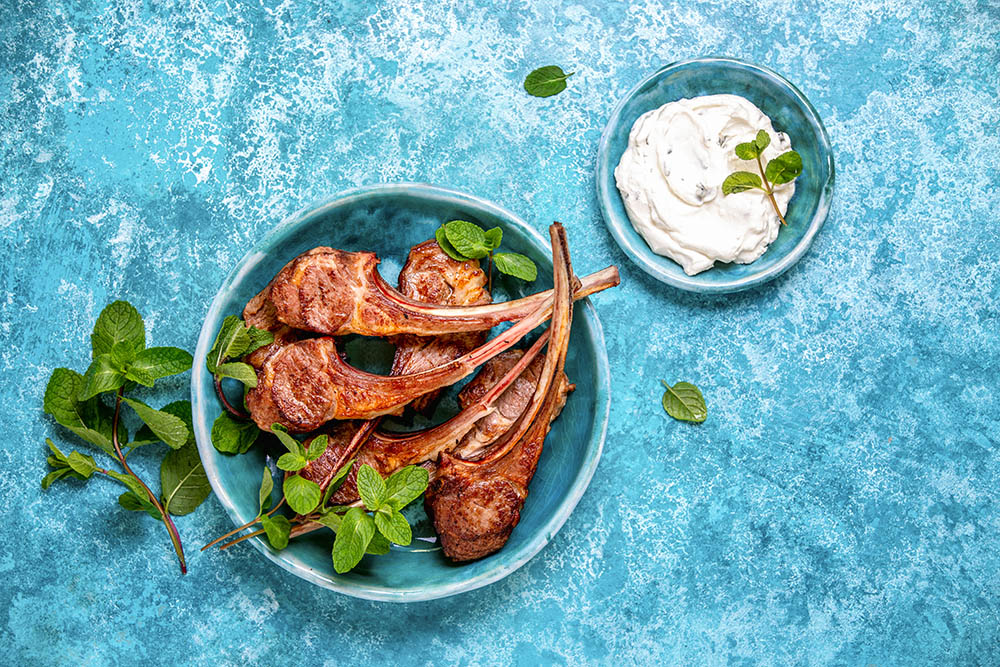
[111,387,188,574]
[214,373,250,420]
[755,153,787,226]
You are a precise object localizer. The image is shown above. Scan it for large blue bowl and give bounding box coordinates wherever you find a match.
[191,184,610,601]
[596,57,835,293]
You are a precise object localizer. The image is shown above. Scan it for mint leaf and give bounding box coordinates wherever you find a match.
[356,464,386,511]
[118,491,162,520]
[79,354,126,400]
[110,340,136,371]
[321,458,355,506]
[734,141,760,160]
[764,150,803,185]
[270,424,303,456]
[65,450,97,478]
[374,507,412,546]
[315,510,342,532]
[42,468,73,489]
[383,465,429,511]
[43,369,116,455]
[443,220,490,260]
[722,171,763,195]
[660,380,707,423]
[215,362,257,387]
[277,452,308,472]
[332,507,375,573]
[260,514,290,549]
[211,412,258,454]
[484,227,502,250]
[258,466,274,515]
[245,327,274,356]
[283,474,322,515]
[493,252,538,282]
[754,129,771,153]
[133,400,194,449]
[435,226,470,262]
[304,434,329,463]
[127,347,193,386]
[91,301,145,360]
[366,531,391,555]
[206,315,250,373]
[523,65,574,98]
[122,397,189,449]
[160,443,211,516]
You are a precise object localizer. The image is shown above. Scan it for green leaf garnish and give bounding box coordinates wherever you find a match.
[764,150,803,185]
[283,474,322,515]
[211,412,258,454]
[493,252,538,282]
[374,507,412,546]
[721,171,763,195]
[443,220,490,260]
[484,227,502,250]
[91,300,145,360]
[660,380,707,423]
[332,507,376,573]
[258,466,274,515]
[383,465,430,511]
[79,354,127,400]
[434,226,469,262]
[43,368,116,456]
[126,346,193,386]
[160,442,211,516]
[723,129,802,226]
[260,514,291,550]
[214,361,257,387]
[123,397,189,449]
[523,65,574,98]
[356,464,386,510]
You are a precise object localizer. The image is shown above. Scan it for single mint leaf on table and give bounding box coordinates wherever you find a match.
[484,227,502,250]
[443,220,490,260]
[260,514,291,550]
[160,443,211,516]
[127,347,193,386]
[91,300,145,360]
[283,474,322,515]
[523,65,574,98]
[374,507,412,546]
[356,464,386,511]
[722,171,763,195]
[206,315,250,373]
[764,150,803,185]
[332,507,376,573]
[383,465,429,511]
[211,412,258,454]
[43,368,117,455]
[435,226,470,262]
[122,397,189,449]
[493,252,538,282]
[660,380,707,423]
[214,361,257,387]
[79,354,127,400]
[258,466,274,514]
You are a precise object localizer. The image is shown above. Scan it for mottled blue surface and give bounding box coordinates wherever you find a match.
[3,0,999,664]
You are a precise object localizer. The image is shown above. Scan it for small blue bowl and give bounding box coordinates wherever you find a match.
[191,184,610,601]
[596,57,835,293]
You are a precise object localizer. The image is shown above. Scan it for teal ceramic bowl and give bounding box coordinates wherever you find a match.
[191,184,610,601]
[596,57,835,292]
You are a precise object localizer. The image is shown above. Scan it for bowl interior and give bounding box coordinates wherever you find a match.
[192,185,609,601]
[596,57,835,292]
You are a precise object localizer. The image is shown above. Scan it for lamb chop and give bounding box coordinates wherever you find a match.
[265,245,618,337]
[246,225,584,431]
[423,225,578,562]
[391,240,491,413]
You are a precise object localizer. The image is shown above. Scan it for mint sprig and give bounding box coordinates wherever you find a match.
[434,219,538,292]
[722,129,803,226]
[205,314,273,431]
[41,300,203,574]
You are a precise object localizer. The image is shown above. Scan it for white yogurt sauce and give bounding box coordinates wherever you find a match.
[614,94,794,275]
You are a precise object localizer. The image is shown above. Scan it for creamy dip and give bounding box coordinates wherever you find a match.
[614,94,794,275]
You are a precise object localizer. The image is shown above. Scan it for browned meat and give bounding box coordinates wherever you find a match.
[242,285,304,369]
[424,223,577,562]
[297,419,372,491]
[392,240,491,413]
[266,245,618,337]
[453,350,572,461]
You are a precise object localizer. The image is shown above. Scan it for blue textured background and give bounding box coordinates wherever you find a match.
[3,0,998,664]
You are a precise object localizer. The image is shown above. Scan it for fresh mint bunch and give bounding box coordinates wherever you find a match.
[41,300,207,574]
[722,129,803,226]
[434,219,538,292]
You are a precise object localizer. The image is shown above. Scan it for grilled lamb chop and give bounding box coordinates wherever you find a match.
[424,224,577,561]
[246,224,583,431]
[391,240,491,413]
[266,245,618,337]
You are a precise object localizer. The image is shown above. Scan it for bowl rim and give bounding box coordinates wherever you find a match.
[191,182,611,602]
[596,55,836,293]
